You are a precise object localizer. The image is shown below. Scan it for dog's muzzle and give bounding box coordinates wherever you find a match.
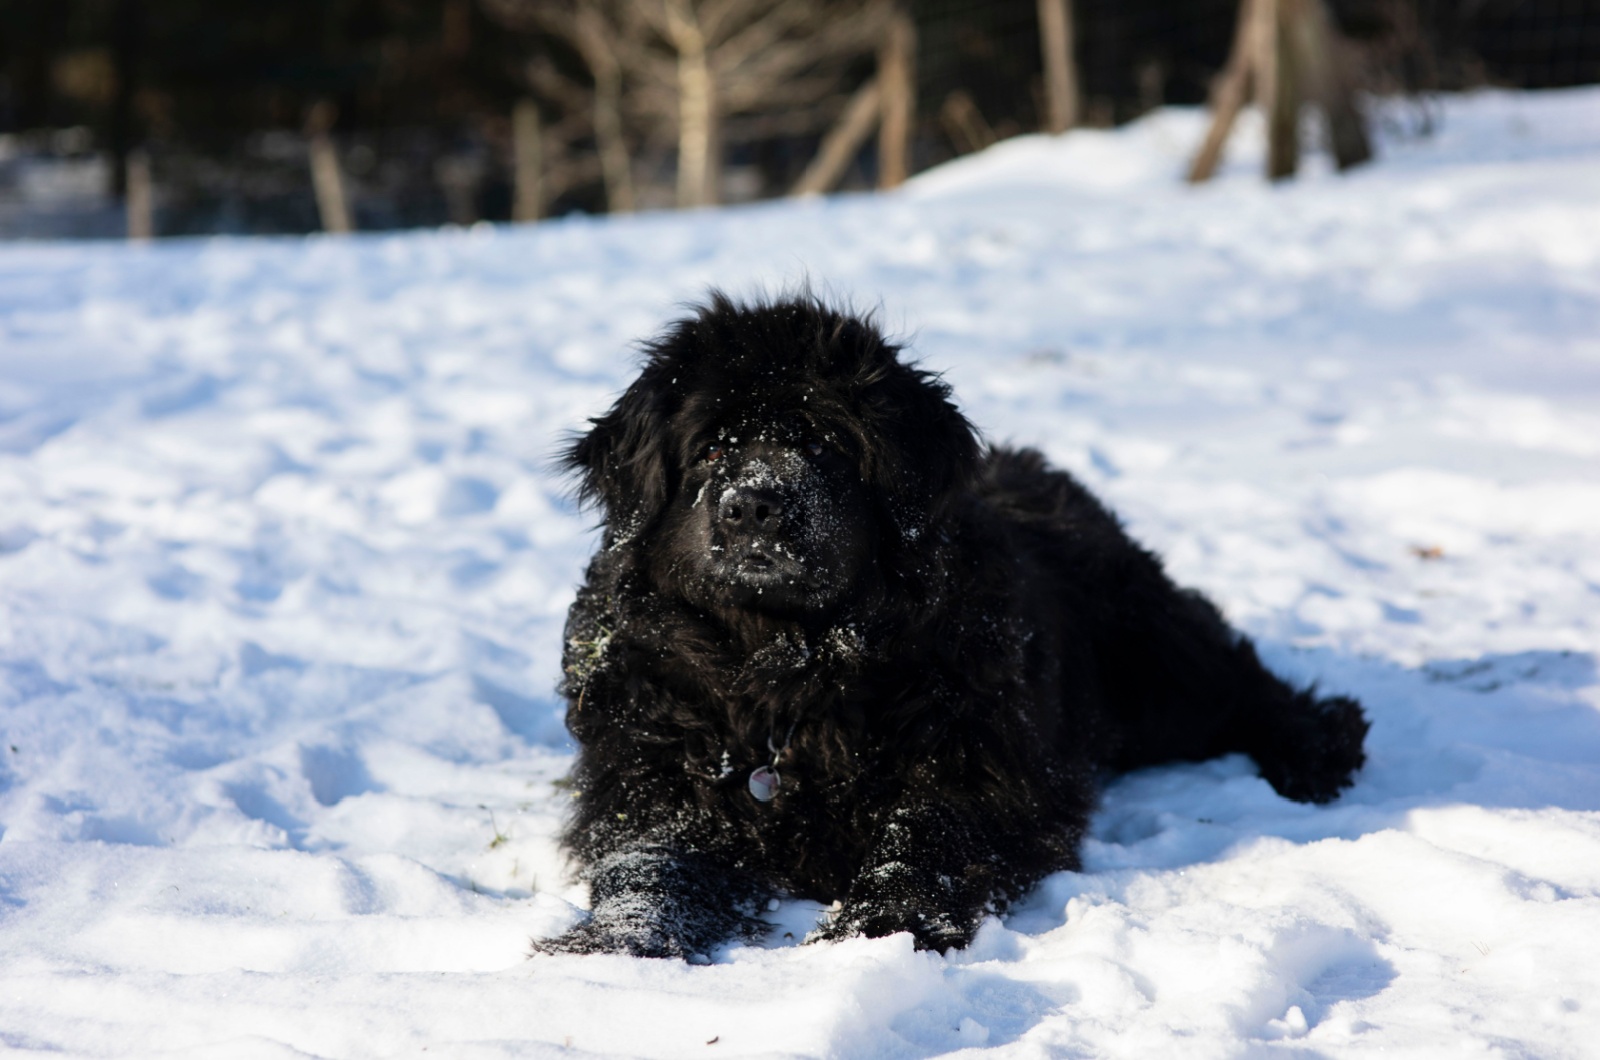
[717,485,785,542]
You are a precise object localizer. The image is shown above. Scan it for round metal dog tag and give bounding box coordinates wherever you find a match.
[748,766,780,802]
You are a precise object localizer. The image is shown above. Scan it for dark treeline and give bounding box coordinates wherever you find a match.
[1,0,529,229]
[2,0,1597,235]
[0,0,522,135]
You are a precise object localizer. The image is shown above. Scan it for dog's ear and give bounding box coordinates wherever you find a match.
[564,364,674,541]
[811,309,981,544]
[867,363,982,544]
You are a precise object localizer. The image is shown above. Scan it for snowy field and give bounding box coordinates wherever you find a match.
[3,88,1600,1058]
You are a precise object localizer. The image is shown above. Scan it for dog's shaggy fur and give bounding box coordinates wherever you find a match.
[537,294,1368,958]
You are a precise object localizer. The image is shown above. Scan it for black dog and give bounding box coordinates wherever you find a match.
[537,293,1367,958]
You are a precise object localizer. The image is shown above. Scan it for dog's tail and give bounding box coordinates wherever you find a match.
[1242,683,1369,804]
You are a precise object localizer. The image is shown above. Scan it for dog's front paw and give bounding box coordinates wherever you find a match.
[807,900,973,953]
[530,915,694,960]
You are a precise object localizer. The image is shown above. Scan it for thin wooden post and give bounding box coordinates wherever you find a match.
[306,102,352,234]
[1037,0,1080,133]
[512,98,543,222]
[792,78,883,196]
[1187,0,1259,183]
[125,146,153,241]
[877,9,915,189]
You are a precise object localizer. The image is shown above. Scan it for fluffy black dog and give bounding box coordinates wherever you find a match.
[537,293,1367,959]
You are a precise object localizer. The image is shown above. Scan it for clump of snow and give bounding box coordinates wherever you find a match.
[3,88,1600,1056]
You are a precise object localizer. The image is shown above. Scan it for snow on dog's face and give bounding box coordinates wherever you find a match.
[653,417,874,617]
[565,293,982,622]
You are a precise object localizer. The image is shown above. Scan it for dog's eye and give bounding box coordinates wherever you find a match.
[705,444,725,463]
[805,440,826,458]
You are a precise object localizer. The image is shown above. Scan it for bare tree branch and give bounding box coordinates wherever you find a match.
[486,0,894,211]
[482,0,638,211]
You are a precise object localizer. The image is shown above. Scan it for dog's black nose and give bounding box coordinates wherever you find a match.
[719,487,785,535]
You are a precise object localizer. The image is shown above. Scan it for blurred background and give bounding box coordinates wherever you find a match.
[1,0,1597,240]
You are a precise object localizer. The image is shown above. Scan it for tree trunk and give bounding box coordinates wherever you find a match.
[595,68,637,212]
[574,8,636,214]
[1257,0,1301,181]
[512,99,543,222]
[1288,0,1371,171]
[306,103,353,234]
[1037,0,1080,134]
[1190,0,1370,183]
[126,148,153,240]
[109,0,143,198]
[877,9,915,189]
[667,2,719,208]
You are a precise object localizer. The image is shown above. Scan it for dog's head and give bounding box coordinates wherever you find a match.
[566,293,980,620]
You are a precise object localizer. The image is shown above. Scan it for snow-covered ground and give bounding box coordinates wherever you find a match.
[3,89,1600,1058]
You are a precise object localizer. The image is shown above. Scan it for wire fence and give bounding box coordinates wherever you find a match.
[1,0,1597,239]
